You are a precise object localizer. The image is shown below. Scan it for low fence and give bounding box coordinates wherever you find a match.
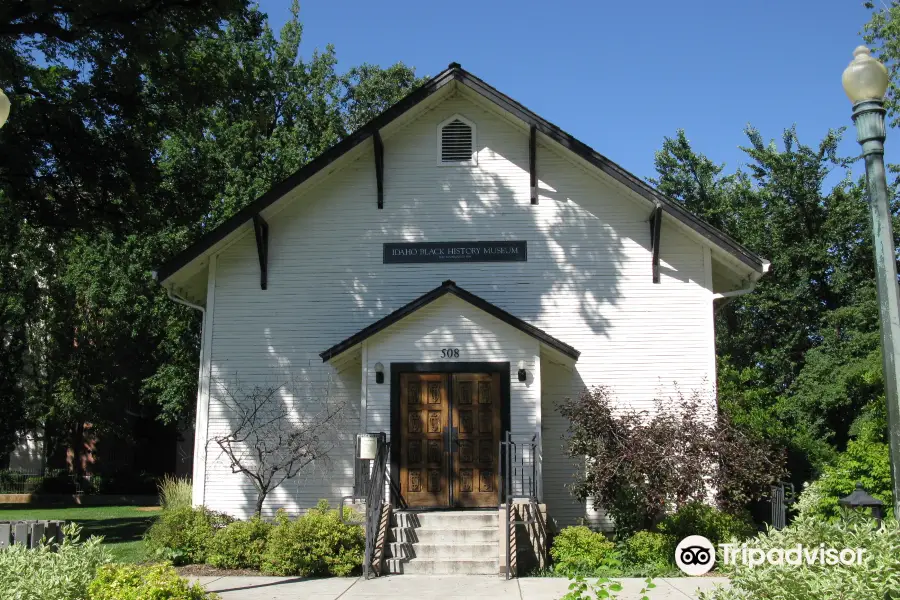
[0,520,66,549]
[0,469,90,495]
[0,468,159,496]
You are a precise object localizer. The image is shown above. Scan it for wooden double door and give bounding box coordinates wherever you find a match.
[399,372,502,508]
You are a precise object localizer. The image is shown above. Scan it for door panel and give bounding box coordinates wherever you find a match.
[399,373,449,507]
[451,373,501,507]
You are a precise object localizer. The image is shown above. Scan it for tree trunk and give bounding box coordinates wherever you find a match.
[255,489,268,517]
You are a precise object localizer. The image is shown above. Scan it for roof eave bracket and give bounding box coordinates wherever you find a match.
[650,204,662,284]
[253,214,269,290]
[374,130,384,209]
[529,125,537,204]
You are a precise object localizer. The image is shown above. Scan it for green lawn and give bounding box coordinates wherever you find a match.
[0,505,160,563]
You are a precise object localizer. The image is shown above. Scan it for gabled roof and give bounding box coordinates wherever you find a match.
[156,62,767,285]
[319,280,580,362]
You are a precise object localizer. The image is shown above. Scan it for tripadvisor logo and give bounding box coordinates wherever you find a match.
[675,536,869,576]
[675,536,716,576]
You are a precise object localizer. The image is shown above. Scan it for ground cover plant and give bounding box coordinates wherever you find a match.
[699,514,900,600]
[0,524,109,600]
[140,498,364,576]
[550,526,617,576]
[260,500,364,576]
[205,516,272,570]
[144,505,233,565]
[89,563,218,599]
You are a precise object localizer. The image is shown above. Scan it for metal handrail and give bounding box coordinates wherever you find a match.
[340,432,389,579]
[500,431,539,580]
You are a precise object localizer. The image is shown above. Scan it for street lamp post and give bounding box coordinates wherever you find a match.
[843,45,900,517]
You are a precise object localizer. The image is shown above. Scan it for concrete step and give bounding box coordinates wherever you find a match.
[384,557,499,575]
[388,542,498,560]
[390,526,498,544]
[392,510,497,530]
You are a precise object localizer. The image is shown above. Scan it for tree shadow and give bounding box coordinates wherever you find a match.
[77,515,158,543]
[199,89,714,525]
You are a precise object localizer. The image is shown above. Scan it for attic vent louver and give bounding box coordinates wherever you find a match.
[438,115,476,165]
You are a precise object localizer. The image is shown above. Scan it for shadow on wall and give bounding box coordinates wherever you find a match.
[204,367,360,518]
[204,111,716,517]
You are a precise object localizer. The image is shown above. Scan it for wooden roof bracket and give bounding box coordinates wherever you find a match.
[253,214,268,290]
[529,125,537,204]
[650,203,662,284]
[374,130,384,209]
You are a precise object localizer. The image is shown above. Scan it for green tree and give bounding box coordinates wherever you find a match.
[0,2,423,464]
[653,126,892,480]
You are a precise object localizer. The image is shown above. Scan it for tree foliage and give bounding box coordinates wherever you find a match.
[0,2,423,464]
[652,125,895,482]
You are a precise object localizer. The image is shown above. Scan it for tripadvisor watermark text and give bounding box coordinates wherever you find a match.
[675,535,868,576]
[720,543,867,568]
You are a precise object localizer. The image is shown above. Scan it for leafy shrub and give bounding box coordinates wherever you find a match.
[658,502,755,546]
[550,526,617,576]
[699,515,900,600]
[260,500,364,576]
[158,475,192,511]
[206,517,272,570]
[557,386,785,534]
[39,472,77,494]
[0,470,33,493]
[796,438,893,521]
[88,563,218,599]
[562,574,656,600]
[144,506,233,565]
[623,531,675,567]
[0,523,110,600]
[89,471,158,495]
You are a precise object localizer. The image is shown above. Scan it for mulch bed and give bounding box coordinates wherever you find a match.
[176,564,263,577]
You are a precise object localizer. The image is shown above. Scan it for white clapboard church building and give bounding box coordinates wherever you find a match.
[156,63,767,575]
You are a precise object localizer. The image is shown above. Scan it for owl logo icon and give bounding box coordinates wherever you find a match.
[675,535,716,576]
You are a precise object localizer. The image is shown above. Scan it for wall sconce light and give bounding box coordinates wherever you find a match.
[517,360,527,382]
[374,362,384,384]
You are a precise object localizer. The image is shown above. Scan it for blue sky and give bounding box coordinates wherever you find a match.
[257,0,889,184]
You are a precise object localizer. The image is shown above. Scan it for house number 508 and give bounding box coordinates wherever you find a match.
[441,348,460,358]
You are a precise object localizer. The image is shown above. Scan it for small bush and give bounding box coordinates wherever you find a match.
[90,471,158,495]
[658,502,755,546]
[550,526,617,576]
[260,500,364,576]
[206,517,272,570]
[39,474,77,494]
[0,523,110,600]
[88,563,218,599]
[699,515,900,600]
[623,531,675,567]
[144,506,233,565]
[796,438,893,521]
[158,475,192,511]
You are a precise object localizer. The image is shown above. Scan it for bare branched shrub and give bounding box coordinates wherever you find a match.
[557,386,785,534]
[212,375,349,516]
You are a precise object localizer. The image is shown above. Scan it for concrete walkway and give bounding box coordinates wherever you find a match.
[191,575,729,599]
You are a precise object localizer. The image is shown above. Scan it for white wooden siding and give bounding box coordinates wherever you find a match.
[201,91,716,522]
